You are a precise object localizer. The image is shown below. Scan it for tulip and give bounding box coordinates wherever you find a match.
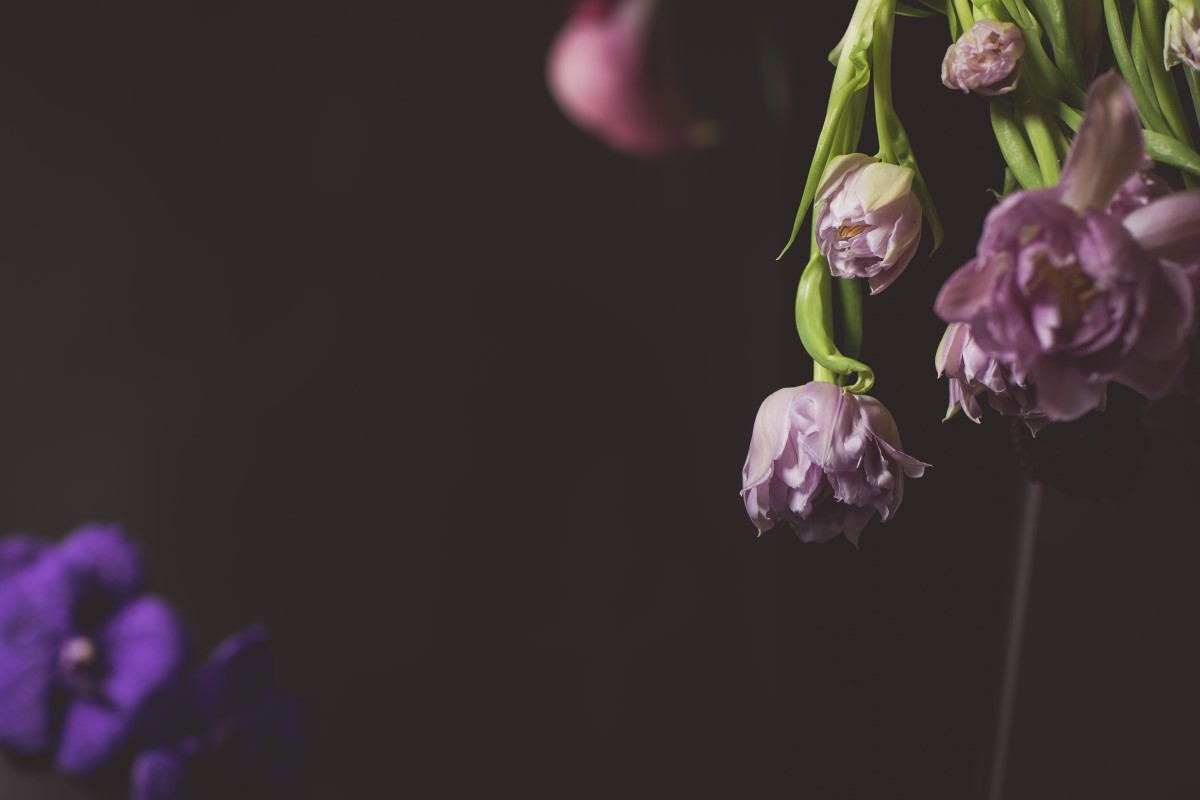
[1166,1,1200,71]
[814,154,923,294]
[935,73,1197,422]
[741,382,928,546]
[546,0,714,157]
[941,20,1025,95]
[935,323,1047,432]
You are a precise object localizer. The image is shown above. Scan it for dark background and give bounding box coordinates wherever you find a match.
[0,2,1196,798]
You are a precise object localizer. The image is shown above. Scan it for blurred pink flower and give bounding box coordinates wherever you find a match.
[546,0,714,157]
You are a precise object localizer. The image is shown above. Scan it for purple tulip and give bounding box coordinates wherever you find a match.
[814,154,923,294]
[0,525,188,775]
[941,20,1025,96]
[935,322,1047,432]
[1166,4,1200,71]
[130,626,304,800]
[546,0,714,157]
[741,381,929,545]
[934,73,1197,422]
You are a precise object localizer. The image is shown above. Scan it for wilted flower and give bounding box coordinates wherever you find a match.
[936,322,1047,432]
[814,154,923,294]
[942,20,1025,95]
[0,526,188,775]
[1166,1,1200,71]
[741,381,929,545]
[546,0,714,157]
[934,73,1196,422]
[131,626,304,800]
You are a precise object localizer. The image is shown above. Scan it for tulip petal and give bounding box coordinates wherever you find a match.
[1059,72,1146,212]
[1122,188,1200,262]
[741,386,804,490]
[1028,361,1106,420]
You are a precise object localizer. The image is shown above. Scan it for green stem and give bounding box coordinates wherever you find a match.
[1030,0,1086,87]
[837,278,864,361]
[991,101,1043,188]
[1104,0,1173,133]
[1136,0,1194,144]
[952,0,975,28]
[795,254,875,394]
[1187,68,1200,131]
[1018,98,1061,184]
[873,0,899,163]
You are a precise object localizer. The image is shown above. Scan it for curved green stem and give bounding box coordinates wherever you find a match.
[837,278,864,361]
[795,254,875,394]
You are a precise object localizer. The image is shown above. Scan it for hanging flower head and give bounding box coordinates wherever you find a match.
[936,322,1047,432]
[546,0,714,157]
[741,382,929,546]
[934,73,1197,422]
[814,154,923,294]
[1166,0,1200,71]
[942,20,1025,95]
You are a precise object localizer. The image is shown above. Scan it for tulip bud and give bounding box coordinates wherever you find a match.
[814,154,922,294]
[1166,1,1200,71]
[741,382,928,546]
[941,20,1025,95]
[546,0,716,157]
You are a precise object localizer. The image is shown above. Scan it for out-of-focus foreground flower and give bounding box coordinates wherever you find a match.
[814,154,923,294]
[131,626,304,800]
[941,19,1025,95]
[546,0,715,157]
[934,73,1197,422]
[741,381,928,546]
[0,526,188,775]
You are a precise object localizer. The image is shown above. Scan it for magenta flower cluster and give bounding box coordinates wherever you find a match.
[0,525,304,799]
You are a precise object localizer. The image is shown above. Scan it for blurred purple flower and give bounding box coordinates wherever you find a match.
[0,525,188,776]
[942,20,1025,95]
[935,73,1196,421]
[815,154,923,294]
[741,381,929,545]
[936,322,1047,432]
[131,626,304,800]
[546,0,715,157]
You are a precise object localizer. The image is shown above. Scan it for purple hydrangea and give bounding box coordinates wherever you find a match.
[936,322,1047,433]
[814,154,923,294]
[941,19,1025,96]
[131,626,304,800]
[0,525,188,776]
[741,381,929,545]
[934,73,1197,422]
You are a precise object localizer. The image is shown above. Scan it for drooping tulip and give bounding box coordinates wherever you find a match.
[1166,1,1200,71]
[814,154,923,294]
[546,0,714,157]
[741,381,928,546]
[941,20,1025,95]
[934,73,1196,422]
[935,322,1047,433]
